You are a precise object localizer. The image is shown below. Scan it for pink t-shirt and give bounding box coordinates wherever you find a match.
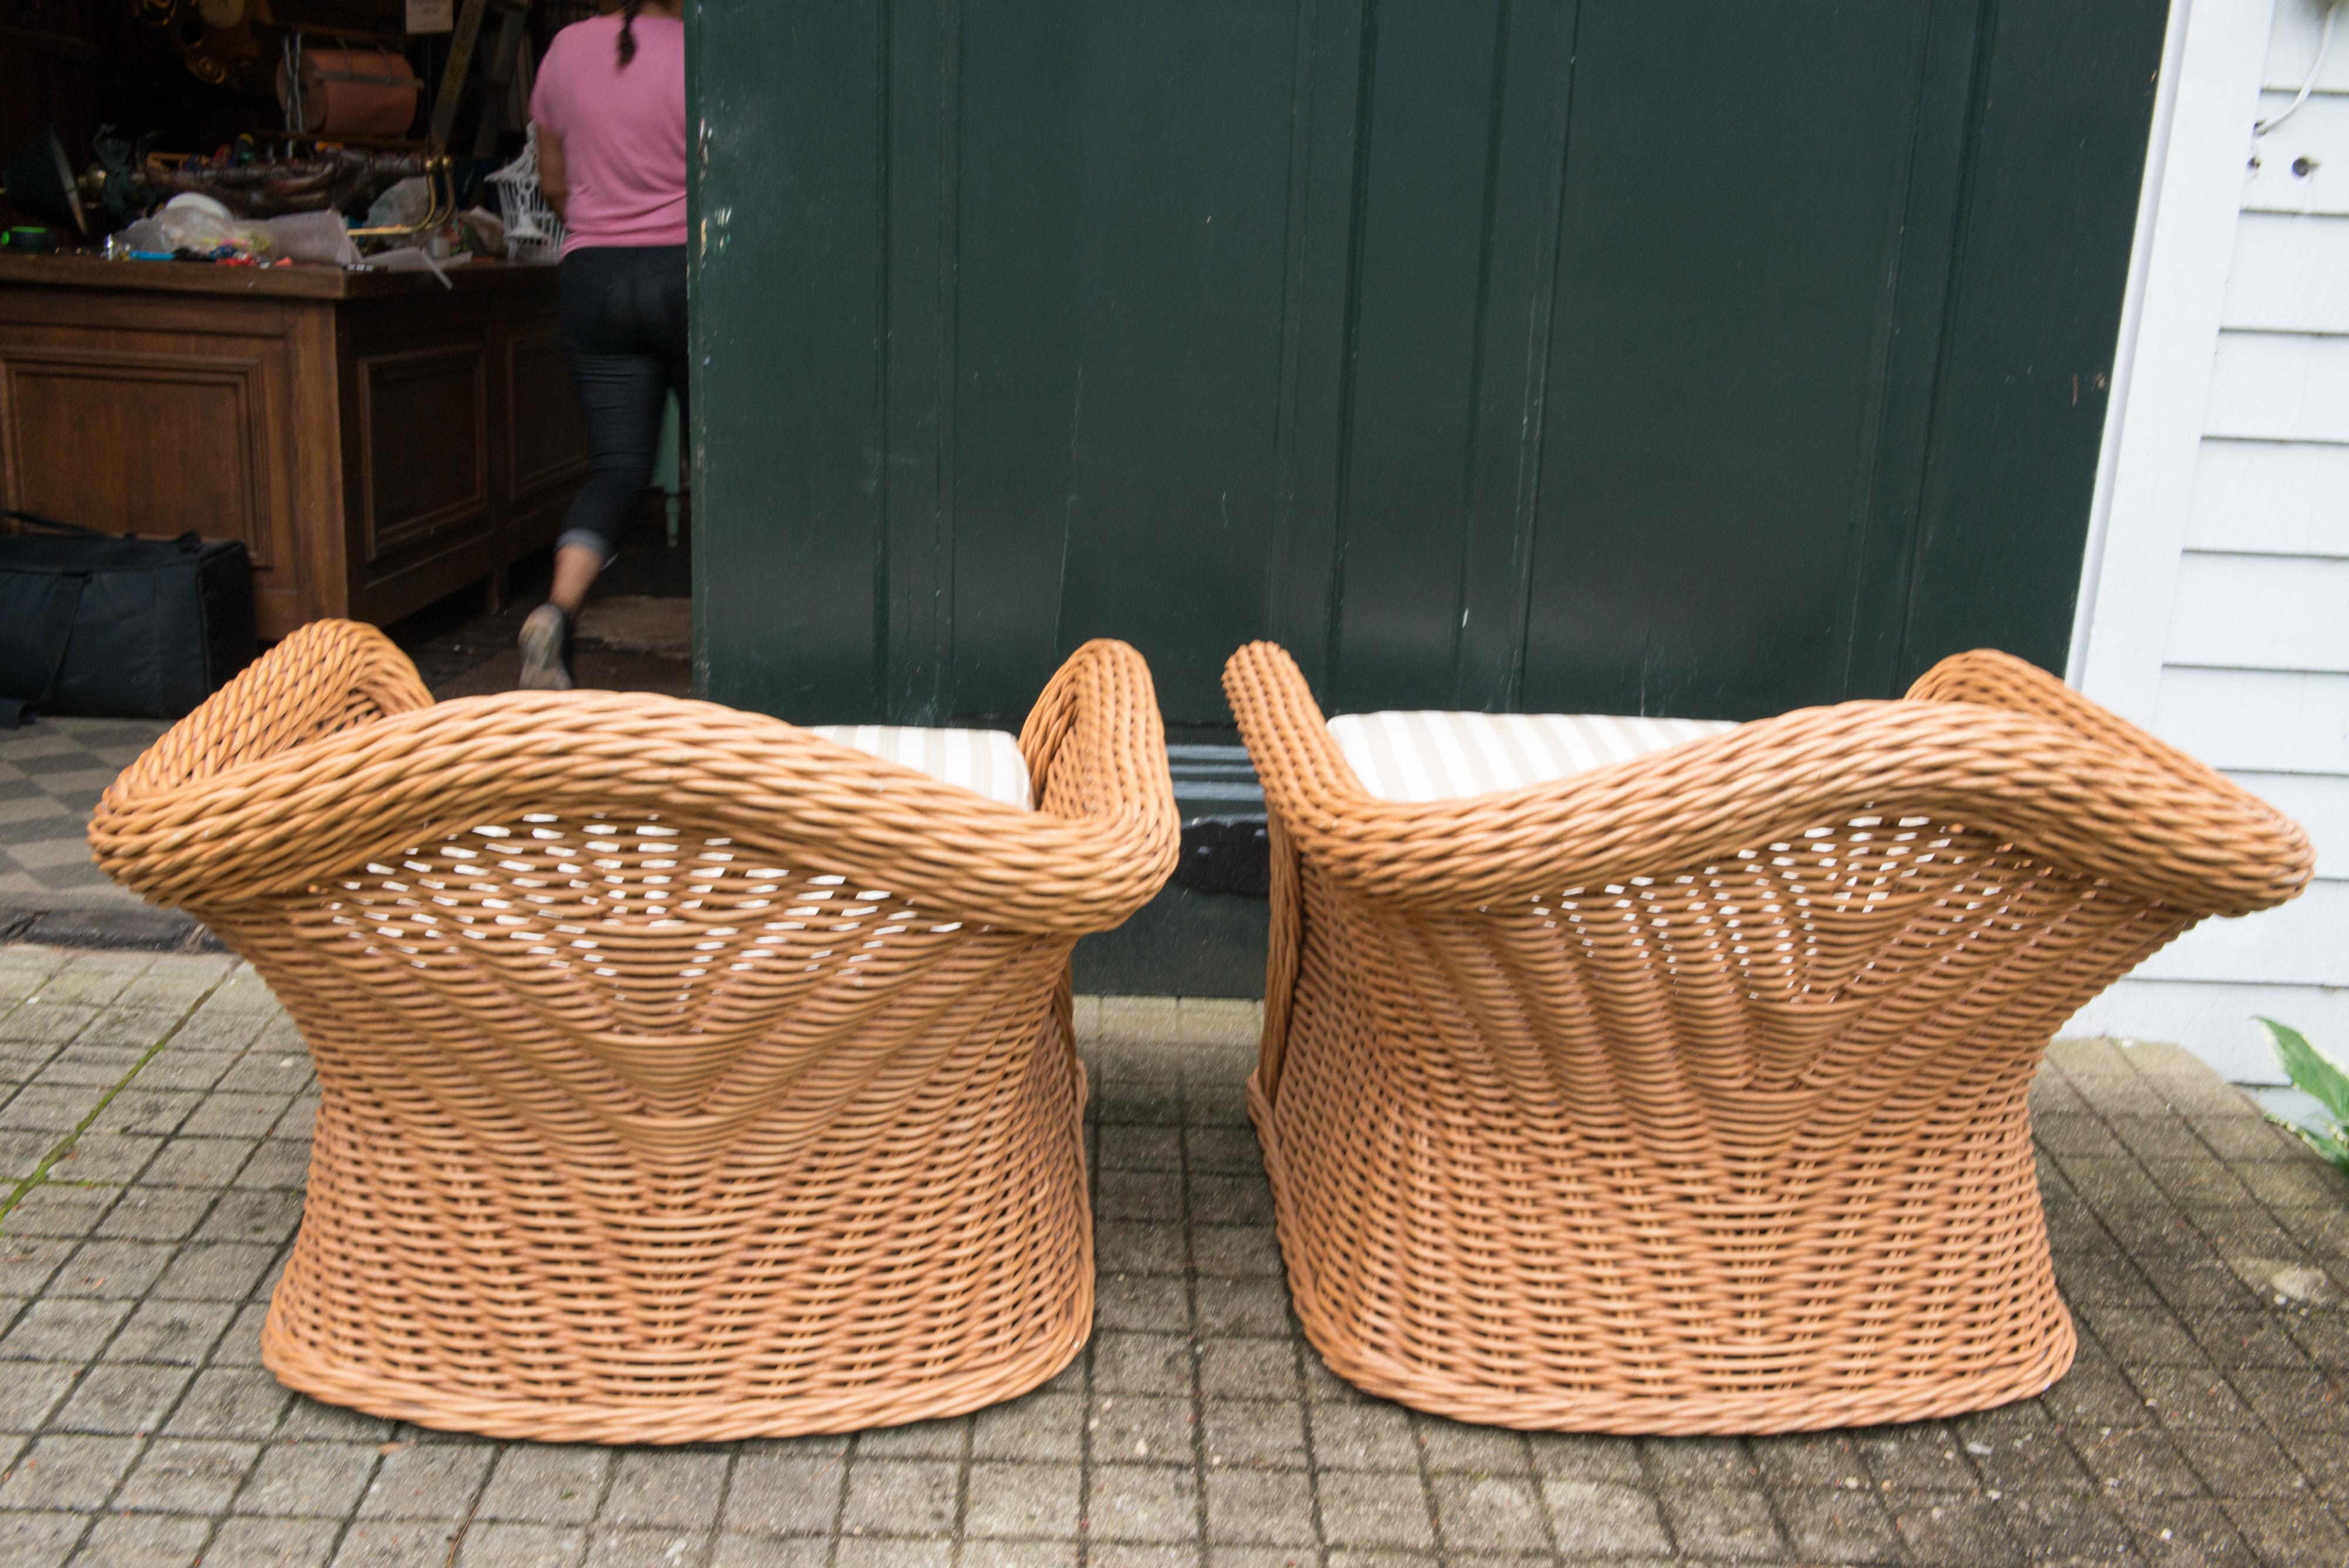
[529,14,686,251]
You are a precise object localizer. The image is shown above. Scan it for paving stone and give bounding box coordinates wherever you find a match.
[2001,1486,2142,1563]
[115,1438,261,1513]
[178,1093,290,1140]
[1430,1473,1546,1552]
[1092,1333,1194,1398]
[456,1520,591,1567]
[359,1440,494,1519]
[1203,1468,1315,1547]
[1089,1544,1200,1568]
[853,1415,965,1458]
[971,1392,1083,1463]
[1096,1275,1191,1334]
[69,1509,211,1567]
[93,1187,213,1243]
[1308,1402,1418,1473]
[1416,1415,1530,1476]
[231,1439,381,1517]
[1098,1169,1183,1223]
[1089,1463,1199,1543]
[161,1366,291,1440]
[719,1451,841,1536]
[0,1509,93,1568]
[1194,1338,1300,1408]
[1192,1225,1283,1278]
[838,1457,958,1536]
[0,1362,77,1430]
[1306,1474,1409,1559]
[1091,1395,1193,1466]
[832,1537,951,1568]
[1539,1477,1672,1556]
[0,1433,141,1509]
[0,1296,132,1361]
[149,1241,277,1303]
[2,1185,119,1238]
[49,1359,197,1434]
[475,1445,610,1525]
[708,1533,829,1567]
[229,1139,311,1190]
[139,1137,257,1189]
[964,1459,1081,1539]
[194,1189,302,1246]
[104,1298,235,1367]
[1773,1483,1903,1563]
[1194,1277,1293,1338]
[48,1239,174,1299]
[1202,1401,1305,1468]
[200,1521,343,1568]
[1654,1484,1783,1559]
[1096,1223,1185,1277]
[2226,1496,2349,1568]
[275,1397,393,1442]
[1888,1492,2020,1565]
[332,1519,469,1566]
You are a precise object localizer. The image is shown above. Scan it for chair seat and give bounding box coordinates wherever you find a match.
[1327,709,1739,803]
[809,725,1032,810]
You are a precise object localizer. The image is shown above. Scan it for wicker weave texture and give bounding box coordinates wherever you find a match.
[91,621,1179,1442]
[1224,643,2311,1435]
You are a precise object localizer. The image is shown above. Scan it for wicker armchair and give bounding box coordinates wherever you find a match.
[1223,642,2311,1435]
[91,621,1178,1443]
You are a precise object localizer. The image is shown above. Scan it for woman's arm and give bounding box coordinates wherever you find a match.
[534,122,568,224]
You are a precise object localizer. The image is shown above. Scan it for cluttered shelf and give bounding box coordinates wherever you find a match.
[0,250,561,298]
[0,248,587,640]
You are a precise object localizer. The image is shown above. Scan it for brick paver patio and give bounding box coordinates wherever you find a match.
[0,944,2344,1566]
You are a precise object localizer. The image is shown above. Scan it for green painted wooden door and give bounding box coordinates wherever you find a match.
[691,0,2165,729]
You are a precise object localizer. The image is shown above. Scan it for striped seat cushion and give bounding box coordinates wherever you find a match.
[807,725,1032,810]
[1327,710,1739,803]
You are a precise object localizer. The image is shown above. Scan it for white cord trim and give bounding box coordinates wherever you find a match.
[2256,0,2341,137]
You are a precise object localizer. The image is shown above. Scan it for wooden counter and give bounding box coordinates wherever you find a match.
[0,253,589,638]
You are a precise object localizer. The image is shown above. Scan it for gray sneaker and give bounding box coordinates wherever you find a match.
[517,604,575,691]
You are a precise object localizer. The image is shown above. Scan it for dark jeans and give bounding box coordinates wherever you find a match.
[556,244,689,563]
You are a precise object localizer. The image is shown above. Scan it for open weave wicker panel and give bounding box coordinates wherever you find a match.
[90,621,1177,1443]
[1223,642,2311,1435]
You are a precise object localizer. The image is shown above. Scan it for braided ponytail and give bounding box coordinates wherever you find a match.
[617,0,640,65]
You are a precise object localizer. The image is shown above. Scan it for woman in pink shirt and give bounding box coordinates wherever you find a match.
[517,0,687,689]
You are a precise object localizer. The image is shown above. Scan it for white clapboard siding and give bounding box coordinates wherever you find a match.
[2068,980,2349,1084]
[2204,332,2349,441]
[2165,551,2349,669]
[2153,667,2349,774]
[2244,90,2349,213]
[2222,212,2349,331]
[2264,2,2349,95]
[2229,769,2349,874]
[2183,440,2349,556]
[2264,1,2349,93]
[2133,883,2349,984]
[2078,0,2349,1082]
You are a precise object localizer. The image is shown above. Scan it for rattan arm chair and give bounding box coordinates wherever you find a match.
[90,620,1178,1443]
[1223,641,2311,1435]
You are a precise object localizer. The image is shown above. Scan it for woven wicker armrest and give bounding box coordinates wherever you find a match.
[1221,638,2311,1435]
[96,635,1177,933]
[1223,640,2310,917]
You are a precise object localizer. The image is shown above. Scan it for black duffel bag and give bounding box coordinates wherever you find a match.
[0,511,258,728]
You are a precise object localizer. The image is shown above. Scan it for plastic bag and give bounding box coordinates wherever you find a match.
[262,208,358,265]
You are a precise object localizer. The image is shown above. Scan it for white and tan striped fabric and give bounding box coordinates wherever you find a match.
[1326,710,1739,804]
[807,726,1032,811]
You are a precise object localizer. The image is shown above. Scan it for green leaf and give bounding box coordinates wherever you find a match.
[2259,1017,2349,1134]
[2287,1120,2349,1177]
